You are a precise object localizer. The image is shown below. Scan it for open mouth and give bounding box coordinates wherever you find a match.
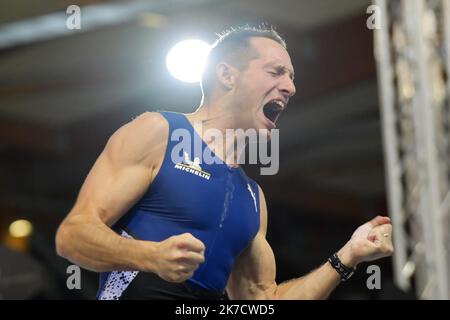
[263,100,285,124]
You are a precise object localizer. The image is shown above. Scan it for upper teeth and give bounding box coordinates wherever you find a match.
[273,100,284,108]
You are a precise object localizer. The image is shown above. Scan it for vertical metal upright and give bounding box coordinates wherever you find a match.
[374,0,450,299]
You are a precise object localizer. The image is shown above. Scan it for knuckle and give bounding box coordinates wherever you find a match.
[171,251,184,261]
[174,239,187,249]
[381,246,391,254]
[170,237,180,246]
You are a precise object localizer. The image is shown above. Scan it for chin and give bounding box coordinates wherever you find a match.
[256,121,274,140]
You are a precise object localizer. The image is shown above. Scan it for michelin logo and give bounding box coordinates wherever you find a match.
[183,152,202,171]
[174,152,211,180]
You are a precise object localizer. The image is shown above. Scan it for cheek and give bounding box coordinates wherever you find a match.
[234,74,276,109]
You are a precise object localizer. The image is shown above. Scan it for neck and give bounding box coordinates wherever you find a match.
[186,98,246,167]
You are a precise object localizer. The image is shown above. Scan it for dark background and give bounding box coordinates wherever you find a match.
[0,0,416,299]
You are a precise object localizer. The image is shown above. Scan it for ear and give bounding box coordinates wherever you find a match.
[215,62,237,90]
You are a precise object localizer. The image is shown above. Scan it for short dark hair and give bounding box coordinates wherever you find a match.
[200,25,287,97]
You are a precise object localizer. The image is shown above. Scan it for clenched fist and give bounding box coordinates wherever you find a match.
[339,216,394,267]
[154,233,206,283]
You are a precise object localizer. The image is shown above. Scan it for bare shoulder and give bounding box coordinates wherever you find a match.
[105,112,169,168]
[119,111,168,140]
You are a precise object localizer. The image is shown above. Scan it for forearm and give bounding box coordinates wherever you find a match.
[275,262,339,299]
[56,213,159,273]
[274,243,356,300]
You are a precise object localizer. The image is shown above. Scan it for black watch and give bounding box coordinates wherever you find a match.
[328,253,356,282]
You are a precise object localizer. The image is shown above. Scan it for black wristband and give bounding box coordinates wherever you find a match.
[328,253,355,282]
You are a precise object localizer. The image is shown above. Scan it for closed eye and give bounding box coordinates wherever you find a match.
[271,67,294,80]
[269,70,282,77]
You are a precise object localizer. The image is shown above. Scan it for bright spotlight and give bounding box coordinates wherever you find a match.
[9,219,33,238]
[166,39,211,83]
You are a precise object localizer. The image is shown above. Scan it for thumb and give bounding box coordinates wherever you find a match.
[178,233,205,253]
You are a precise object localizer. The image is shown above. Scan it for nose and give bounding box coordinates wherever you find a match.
[279,75,296,98]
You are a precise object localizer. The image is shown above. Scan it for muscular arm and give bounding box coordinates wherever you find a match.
[226,187,343,300]
[226,187,360,300]
[55,112,168,273]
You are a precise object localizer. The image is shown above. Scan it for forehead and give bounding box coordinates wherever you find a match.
[248,37,294,71]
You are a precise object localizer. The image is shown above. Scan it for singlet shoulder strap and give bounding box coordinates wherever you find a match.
[158,111,188,133]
